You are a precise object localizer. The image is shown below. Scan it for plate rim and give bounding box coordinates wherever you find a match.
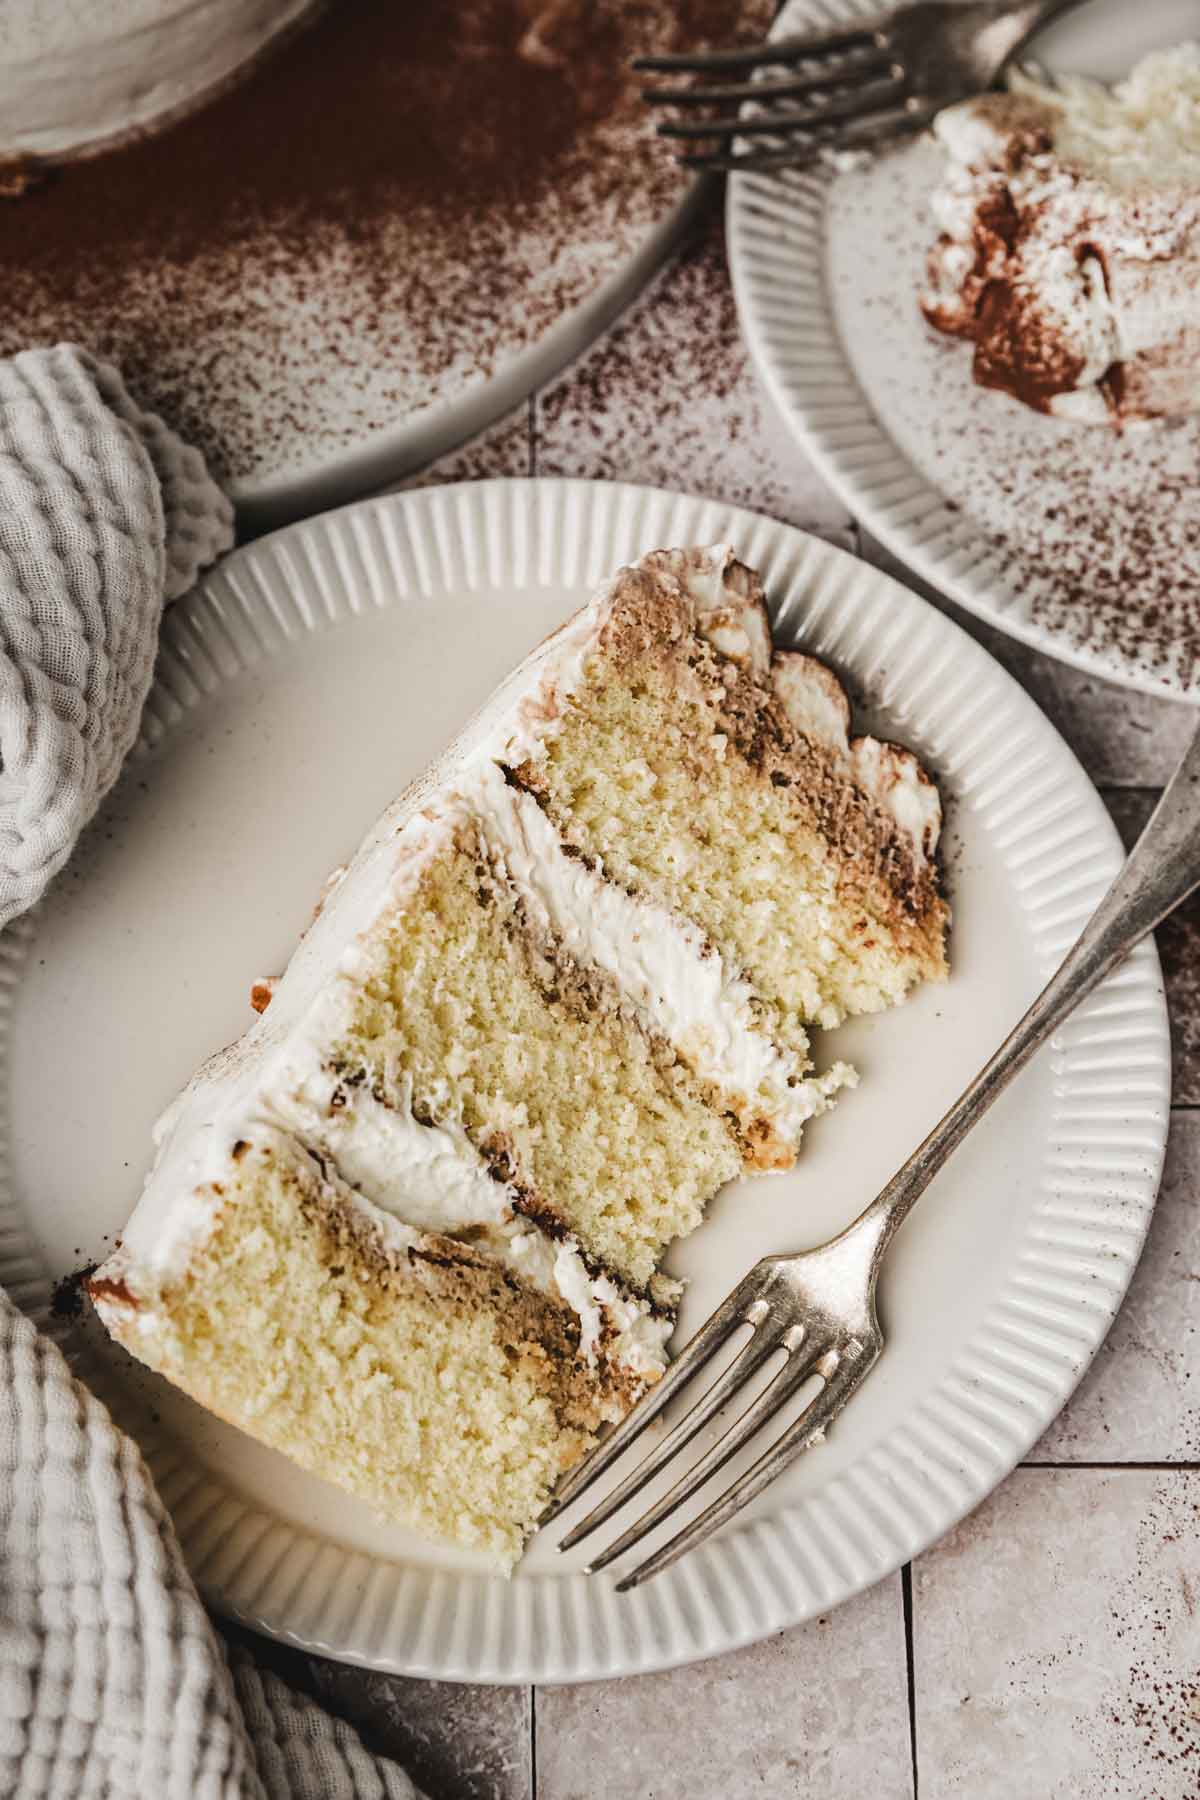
[232,183,706,535]
[1,475,1171,1683]
[725,0,1200,706]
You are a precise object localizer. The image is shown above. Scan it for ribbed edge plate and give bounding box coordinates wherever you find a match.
[0,478,1169,1682]
[727,0,1200,701]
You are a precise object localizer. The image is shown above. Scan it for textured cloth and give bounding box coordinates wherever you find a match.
[0,348,424,1799]
[0,345,233,924]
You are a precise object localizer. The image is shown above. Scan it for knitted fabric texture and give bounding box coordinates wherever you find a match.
[0,344,234,924]
[0,348,425,1799]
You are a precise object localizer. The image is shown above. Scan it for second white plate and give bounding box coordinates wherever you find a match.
[1,479,1169,1681]
[729,0,1200,700]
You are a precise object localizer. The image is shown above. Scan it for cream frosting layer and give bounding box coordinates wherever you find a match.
[471,761,846,1137]
[1013,48,1200,191]
[923,45,1200,424]
[262,1042,672,1371]
[119,917,674,1373]
[116,1120,671,1380]
[1,0,312,160]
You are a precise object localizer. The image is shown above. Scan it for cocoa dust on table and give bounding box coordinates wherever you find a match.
[49,1262,99,1321]
[2,0,768,487]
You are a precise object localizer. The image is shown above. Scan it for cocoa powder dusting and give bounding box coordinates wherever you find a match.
[838,144,1200,694]
[971,278,1087,414]
[924,188,1089,415]
[1,0,767,489]
[50,1262,99,1320]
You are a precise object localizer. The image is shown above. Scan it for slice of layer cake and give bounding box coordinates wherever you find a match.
[90,544,949,1569]
[922,45,1200,423]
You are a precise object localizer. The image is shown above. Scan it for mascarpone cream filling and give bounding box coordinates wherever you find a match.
[119,1030,672,1376]
[265,1059,671,1371]
[495,546,941,875]
[469,761,845,1137]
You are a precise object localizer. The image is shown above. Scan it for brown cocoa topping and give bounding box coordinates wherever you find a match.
[50,1262,99,1319]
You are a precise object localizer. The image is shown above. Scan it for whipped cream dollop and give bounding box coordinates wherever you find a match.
[923,44,1200,424]
[676,546,943,869]
[1012,47,1200,191]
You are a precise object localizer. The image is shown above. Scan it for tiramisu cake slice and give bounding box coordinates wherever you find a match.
[922,45,1200,423]
[89,546,948,1569]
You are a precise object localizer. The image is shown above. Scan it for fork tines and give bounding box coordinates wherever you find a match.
[640,62,892,109]
[635,12,927,177]
[674,107,930,176]
[540,1261,871,1591]
[631,21,884,76]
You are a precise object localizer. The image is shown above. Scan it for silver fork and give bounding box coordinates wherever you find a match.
[636,0,1093,175]
[543,715,1200,1589]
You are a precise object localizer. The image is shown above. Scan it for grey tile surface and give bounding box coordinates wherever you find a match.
[536,1576,913,1800]
[913,1468,1200,1800]
[1032,1111,1200,1462]
[537,210,853,544]
[1105,789,1200,1106]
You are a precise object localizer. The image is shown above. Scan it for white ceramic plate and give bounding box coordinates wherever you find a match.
[1,479,1169,1682]
[228,173,712,536]
[728,0,1200,700]
[0,3,768,537]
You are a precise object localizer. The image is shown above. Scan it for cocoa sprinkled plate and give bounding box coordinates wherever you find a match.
[729,0,1200,700]
[0,0,767,534]
[1,480,1168,1681]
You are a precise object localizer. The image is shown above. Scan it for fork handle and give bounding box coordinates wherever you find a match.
[859,712,1200,1255]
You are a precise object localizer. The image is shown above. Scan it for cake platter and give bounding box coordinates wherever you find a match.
[728,0,1200,701]
[0,0,769,536]
[0,479,1168,1682]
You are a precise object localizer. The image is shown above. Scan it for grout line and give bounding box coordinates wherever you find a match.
[1091,780,1177,793]
[528,393,538,479]
[901,1563,918,1800]
[529,1683,537,1800]
[1020,1460,1200,1472]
